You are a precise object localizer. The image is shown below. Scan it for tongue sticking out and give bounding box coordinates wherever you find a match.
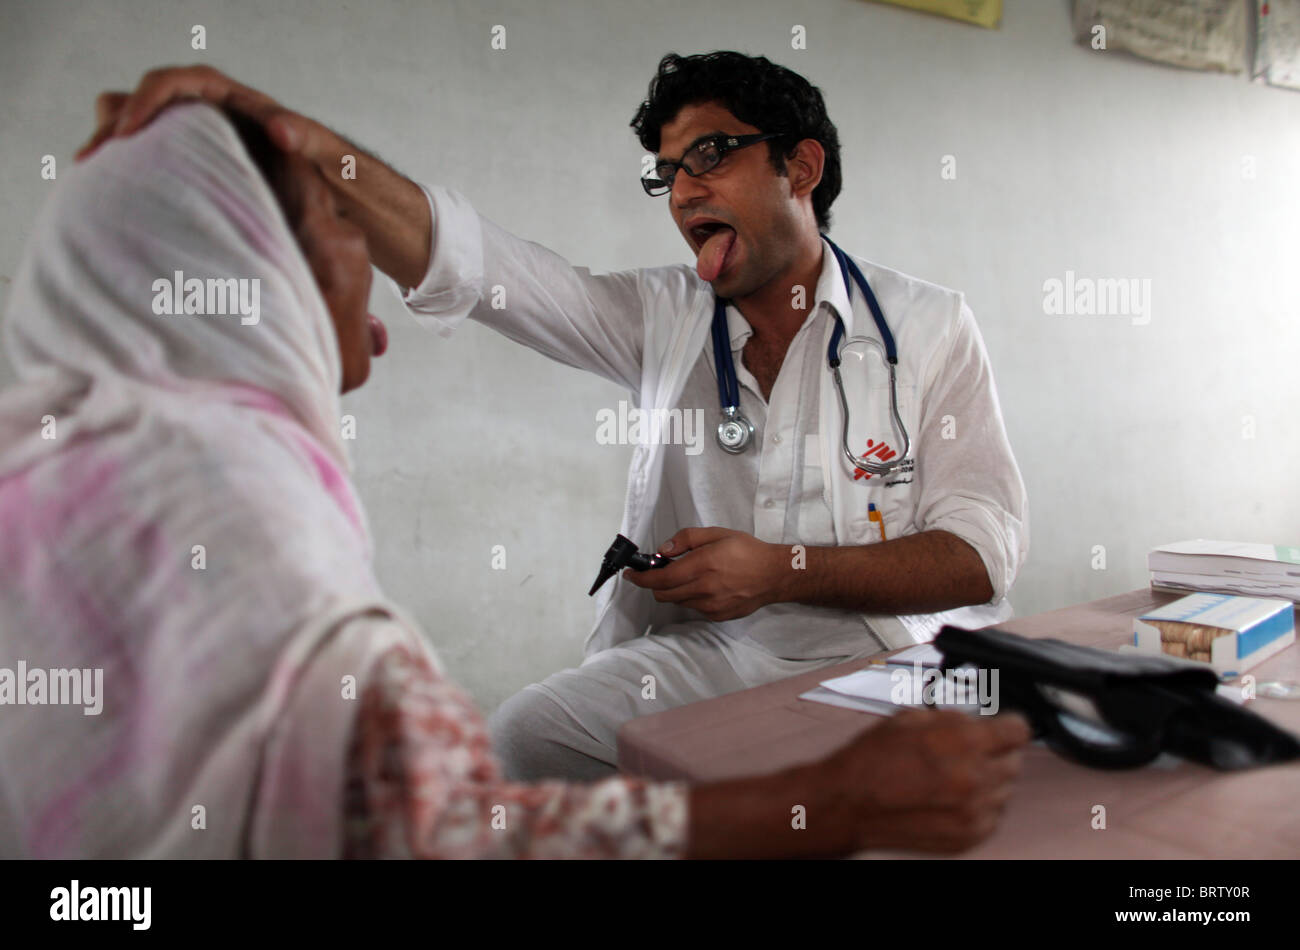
[367,313,388,357]
[696,227,736,282]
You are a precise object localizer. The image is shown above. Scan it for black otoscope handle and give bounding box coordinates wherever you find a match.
[589,534,672,595]
[629,551,672,571]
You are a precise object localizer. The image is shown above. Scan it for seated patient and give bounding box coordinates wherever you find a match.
[0,101,1027,858]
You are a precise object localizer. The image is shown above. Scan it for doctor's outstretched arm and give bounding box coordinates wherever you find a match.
[78,65,433,291]
[82,64,649,394]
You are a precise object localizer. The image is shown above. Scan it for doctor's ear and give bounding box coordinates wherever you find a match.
[781,138,825,200]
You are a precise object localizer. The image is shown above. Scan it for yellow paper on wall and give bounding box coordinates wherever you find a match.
[867,0,1002,29]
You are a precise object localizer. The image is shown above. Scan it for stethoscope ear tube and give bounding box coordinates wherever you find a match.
[708,236,911,473]
[825,237,910,475]
[834,358,911,476]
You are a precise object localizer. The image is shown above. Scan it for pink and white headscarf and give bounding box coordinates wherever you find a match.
[0,102,416,857]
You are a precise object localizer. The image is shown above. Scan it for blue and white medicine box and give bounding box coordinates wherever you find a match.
[1133,593,1295,677]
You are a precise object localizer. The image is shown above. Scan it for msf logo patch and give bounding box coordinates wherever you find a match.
[851,438,914,485]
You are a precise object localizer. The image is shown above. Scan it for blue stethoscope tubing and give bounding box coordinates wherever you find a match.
[709,235,911,476]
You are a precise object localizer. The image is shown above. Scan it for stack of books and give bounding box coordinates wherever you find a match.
[1148,540,1300,603]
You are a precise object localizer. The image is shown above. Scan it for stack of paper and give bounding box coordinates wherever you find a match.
[800,668,906,716]
[798,662,984,717]
[798,645,945,714]
[882,643,943,668]
[1148,540,1300,603]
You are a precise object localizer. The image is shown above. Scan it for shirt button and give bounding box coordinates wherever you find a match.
[771,434,782,445]
[763,499,775,509]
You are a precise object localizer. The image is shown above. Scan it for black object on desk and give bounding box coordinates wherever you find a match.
[935,624,1300,771]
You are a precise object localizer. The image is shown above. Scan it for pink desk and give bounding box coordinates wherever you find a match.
[617,588,1300,858]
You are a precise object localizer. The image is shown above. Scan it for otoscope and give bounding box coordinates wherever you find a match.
[588,534,672,595]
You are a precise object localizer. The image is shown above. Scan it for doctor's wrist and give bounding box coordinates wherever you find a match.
[767,541,812,606]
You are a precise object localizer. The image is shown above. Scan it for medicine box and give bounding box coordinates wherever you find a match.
[1133,592,1295,677]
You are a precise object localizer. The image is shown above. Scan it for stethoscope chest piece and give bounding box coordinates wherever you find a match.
[716,406,754,454]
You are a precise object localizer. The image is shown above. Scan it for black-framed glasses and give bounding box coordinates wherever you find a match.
[640,132,784,196]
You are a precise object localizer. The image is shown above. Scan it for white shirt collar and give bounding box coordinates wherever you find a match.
[816,234,855,337]
[722,234,854,349]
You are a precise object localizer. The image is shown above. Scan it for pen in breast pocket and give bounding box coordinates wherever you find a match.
[869,502,887,542]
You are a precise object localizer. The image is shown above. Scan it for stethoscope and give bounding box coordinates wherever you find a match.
[710,235,911,477]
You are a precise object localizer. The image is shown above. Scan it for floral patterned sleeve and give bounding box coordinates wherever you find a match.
[342,640,689,859]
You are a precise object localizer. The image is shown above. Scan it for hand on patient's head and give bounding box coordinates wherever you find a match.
[77,65,316,166]
[75,69,386,394]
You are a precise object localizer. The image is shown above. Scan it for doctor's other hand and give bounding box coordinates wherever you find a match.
[75,64,342,170]
[621,526,786,622]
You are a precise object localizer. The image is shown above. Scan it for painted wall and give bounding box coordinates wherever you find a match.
[3,0,1297,711]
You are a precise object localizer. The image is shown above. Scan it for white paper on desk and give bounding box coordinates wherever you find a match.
[820,668,901,703]
[799,685,899,716]
[885,643,943,668]
[802,666,985,716]
[800,669,901,716]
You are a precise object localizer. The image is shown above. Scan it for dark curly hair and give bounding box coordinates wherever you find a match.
[630,51,842,232]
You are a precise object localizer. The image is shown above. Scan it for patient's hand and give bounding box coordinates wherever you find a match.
[823,707,1031,854]
[687,707,1030,859]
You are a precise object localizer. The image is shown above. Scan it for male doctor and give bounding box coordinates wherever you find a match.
[85,51,1028,783]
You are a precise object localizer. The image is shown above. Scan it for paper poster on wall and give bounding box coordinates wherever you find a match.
[1071,0,1247,72]
[866,0,1002,30]
[1254,0,1300,90]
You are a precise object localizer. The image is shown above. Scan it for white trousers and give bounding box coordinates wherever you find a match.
[488,622,881,781]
